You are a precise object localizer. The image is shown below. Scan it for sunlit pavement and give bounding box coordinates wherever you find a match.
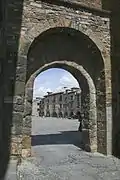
[5,159,17,180]
[5,117,120,180]
[16,117,120,180]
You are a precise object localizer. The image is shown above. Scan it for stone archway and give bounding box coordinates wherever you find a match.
[8,0,112,159]
[59,112,63,118]
[24,60,96,156]
[52,112,58,117]
[20,27,111,157]
[70,112,74,117]
[46,111,50,117]
[64,112,68,118]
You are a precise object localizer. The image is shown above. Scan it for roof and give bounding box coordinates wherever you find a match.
[43,87,81,97]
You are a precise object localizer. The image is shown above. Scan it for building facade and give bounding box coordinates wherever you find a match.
[38,87,81,118]
[32,97,42,117]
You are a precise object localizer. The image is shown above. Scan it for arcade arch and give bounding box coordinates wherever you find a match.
[23,27,107,156]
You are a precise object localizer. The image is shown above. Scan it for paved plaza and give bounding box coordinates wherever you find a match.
[6,117,120,179]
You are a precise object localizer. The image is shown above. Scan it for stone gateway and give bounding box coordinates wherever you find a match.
[1,0,120,169]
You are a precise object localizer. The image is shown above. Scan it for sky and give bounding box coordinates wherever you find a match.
[33,68,79,99]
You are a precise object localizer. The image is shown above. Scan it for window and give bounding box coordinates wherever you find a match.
[47,104,49,109]
[60,104,62,108]
[71,102,73,108]
[59,95,62,101]
[53,96,56,103]
[64,112,68,117]
[71,95,73,100]
[65,97,67,102]
[53,104,55,109]
[46,99,49,104]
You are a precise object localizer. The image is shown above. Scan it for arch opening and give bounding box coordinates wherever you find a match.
[23,27,106,157]
[25,61,97,153]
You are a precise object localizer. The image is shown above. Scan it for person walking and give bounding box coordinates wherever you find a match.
[77,111,83,132]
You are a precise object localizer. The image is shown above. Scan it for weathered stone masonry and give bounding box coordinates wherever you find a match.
[10,0,111,158]
[1,0,112,159]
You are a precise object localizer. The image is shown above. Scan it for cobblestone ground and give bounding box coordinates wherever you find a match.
[17,117,120,180]
[6,117,120,179]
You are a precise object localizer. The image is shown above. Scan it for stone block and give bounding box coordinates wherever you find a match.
[97,130,106,140]
[89,130,97,139]
[11,136,22,155]
[16,66,26,82]
[12,112,23,123]
[22,135,31,149]
[13,104,24,112]
[97,138,107,154]
[25,88,33,103]
[91,143,97,152]
[17,55,27,66]
[97,121,106,131]
[22,148,31,158]
[22,127,31,136]
[11,125,23,135]
[13,96,24,105]
[12,112,23,135]
[23,116,31,128]
[14,81,25,96]
[11,142,22,155]
[24,101,32,116]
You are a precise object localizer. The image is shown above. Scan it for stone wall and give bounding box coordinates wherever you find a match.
[39,0,111,10]
[20,0,110,58]
[1,0,112,159]
[1,0,120,179]
[110,0,120,157]
[18,0,111,155]
[0,0,24,178]
[43,0,102,9]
